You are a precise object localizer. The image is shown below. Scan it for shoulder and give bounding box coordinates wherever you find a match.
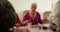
[36,11,40,15]
[36,11,40,14]
[23,11,29,16]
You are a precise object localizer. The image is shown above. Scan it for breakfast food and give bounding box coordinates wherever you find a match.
[31,24,40,28]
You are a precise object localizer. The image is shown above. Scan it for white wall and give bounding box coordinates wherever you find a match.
[8,0,58,19]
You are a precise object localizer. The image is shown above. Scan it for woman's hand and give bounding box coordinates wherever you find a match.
[22,20,31,25]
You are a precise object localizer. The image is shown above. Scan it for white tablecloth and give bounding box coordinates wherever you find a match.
[13,27,53,32]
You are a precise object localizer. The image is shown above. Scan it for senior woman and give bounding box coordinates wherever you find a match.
[22,3,41,26]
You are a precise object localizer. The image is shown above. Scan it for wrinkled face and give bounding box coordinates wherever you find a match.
[31,3,37,12]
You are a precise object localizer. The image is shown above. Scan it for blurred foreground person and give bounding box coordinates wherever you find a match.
[0,0,16,32]
[15,13,22,27]
[48,1,60,32]
[22,3,41,27]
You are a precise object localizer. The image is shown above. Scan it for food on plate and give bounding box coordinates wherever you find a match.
[31,24,40,28]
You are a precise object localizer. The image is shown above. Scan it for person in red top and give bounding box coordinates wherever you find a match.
[16,13,20,23]
[15,13,22,27]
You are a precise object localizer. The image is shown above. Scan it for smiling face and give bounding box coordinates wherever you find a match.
[31,3,37,12]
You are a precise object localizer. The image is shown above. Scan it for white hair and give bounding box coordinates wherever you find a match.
[31,3,37,6]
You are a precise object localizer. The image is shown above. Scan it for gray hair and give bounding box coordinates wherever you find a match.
[31,3,37,6]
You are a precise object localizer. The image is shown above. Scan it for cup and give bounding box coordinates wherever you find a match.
[27,22,32,27]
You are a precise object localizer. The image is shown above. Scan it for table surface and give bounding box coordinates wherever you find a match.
[13,26,53,32]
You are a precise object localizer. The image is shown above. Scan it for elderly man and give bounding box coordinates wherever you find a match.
[48,1,60,32]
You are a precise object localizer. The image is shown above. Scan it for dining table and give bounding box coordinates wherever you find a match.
[13,26,54,32]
